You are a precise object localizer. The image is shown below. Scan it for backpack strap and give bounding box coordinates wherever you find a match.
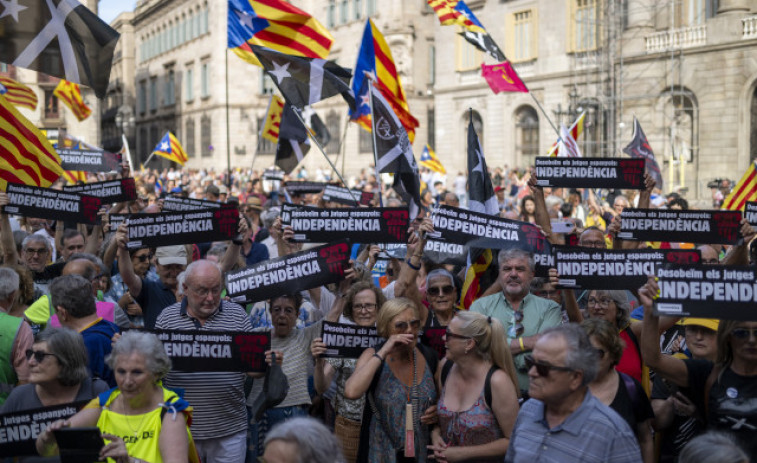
[440,360,454,386]
[703,363,723,419]
[484,365,499,410]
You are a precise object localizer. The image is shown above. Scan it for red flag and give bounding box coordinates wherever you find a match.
[481,62,528,94]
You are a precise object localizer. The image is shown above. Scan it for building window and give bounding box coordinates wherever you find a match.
[456,34,482,71]
[185,14,192,41]
[149,78,157,111]
[193,11,200,38]
[260,73,276,95]
[327,1,336,27]
[339,0,348,23]
[359,127,372,153]
[569,0,600,52]
[185,117,195,157]
[201,114,212,157]
[201,6,209,34]
[43,90,58,119]
[326,111,341,154]
[674,0,716,27]
[257,117,275,154]
[138,81,146,114]
[427,107,435,150]
[201,62,209,98]
[0,63,7,73]
[353,0,362,19]
[506,8,537,62]
[366,0,375,16]
[185,68,193,101]
[515,106,539,166]
[165,70,175,106]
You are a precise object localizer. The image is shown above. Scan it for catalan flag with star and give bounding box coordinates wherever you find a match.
[0,76,38,110]
[228,0,333,67]
[0,96,63,190]
[419,144,446,175]
[722,160,757,211]
[54,80,91,121]
[152,132,188,165]
[427,0,506,61]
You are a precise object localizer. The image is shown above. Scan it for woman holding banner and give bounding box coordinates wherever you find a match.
[428,311,520,462]
[311,280,387,462]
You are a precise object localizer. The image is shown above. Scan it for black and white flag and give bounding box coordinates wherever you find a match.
[0,0,120,98]
[252,45,355,111]
[467,112,498,215]
[275,104,310,174]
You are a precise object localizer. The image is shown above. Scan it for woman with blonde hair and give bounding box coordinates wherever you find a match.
[429,311,520,462]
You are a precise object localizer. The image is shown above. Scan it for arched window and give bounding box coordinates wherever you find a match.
[662,91,698,163]
[326,111,341,154]
[185,117,195,157]
[515,106,539,166]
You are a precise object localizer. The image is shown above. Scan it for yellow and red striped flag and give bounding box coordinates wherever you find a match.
[549,111,585,157]
[62,170,88,184]
[152,131,188,165]
[722,160,757,211]
[261,95,285,143]
[0,76,38,110]
[0,97,63,190]
[53,80,92,122]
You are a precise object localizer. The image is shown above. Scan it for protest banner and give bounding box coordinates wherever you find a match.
[322,185,375,206]
[226,240,351,303]
[3,183,101,225]
[745,202,757,228]
[534,157,645,189]
[618,208,742,245]
[320,321,379,358]
[421,327,447,360]
[63,178,137,204]
[153,330,270,372]
[283,181,328,195]
[423,238,468,266]
[655,264,757,321]
[281,204,409,243]
[58,148,121,173]
[108,213,128,232]
[0,401,88,457]
[125,206,238,249]
[161,196,221,212]
[555,247,701,289]
[431,205,551,255]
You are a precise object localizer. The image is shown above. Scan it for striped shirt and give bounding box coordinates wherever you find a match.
[505,391,642,463]
[155,298,253,440]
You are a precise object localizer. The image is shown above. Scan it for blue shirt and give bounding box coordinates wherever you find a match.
[505,391,642,463]
[136,278,177,330]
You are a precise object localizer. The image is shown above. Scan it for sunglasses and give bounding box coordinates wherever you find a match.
[25,349,58,363]
[507,310,524,338]
[134,254,153,262]
[428,285,455,297]
[731,328,757,340]
[394,319,421,331]
[445,328,471,341]
[524,354,575,377]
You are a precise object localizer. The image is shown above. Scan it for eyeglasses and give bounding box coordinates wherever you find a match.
[271,306,297,316]
[352,303,377,312]
[731,328,757,340]
[427,285,455,297]
[596,348,606,358]
[134,254,153,262]
[189,286,222,298]
[587,297,613,307]
[507,310,524,338]
[25,349,58,363]
[23,247,48,255]
[445,328,471,341]
[394,319,421,331]
[524,354,575,377]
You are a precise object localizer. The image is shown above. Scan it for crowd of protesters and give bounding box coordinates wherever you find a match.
[0,159,754,463]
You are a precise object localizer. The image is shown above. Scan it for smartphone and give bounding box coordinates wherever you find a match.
[53,427,105,463]
[550,220,576,234]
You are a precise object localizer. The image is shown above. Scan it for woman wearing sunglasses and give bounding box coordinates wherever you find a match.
[640,277,757,461]
[429,311,520,462]
[346,298,440,463]
[582,318,655,463]
[2,327,109,461]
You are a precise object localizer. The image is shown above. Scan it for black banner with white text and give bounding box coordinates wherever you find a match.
[226,240,351,304]
[618,208,742,245]
[3,183,101,224]
[0,401,88,457]
[63,178,137,204]
[162,196,222,212]
[58,148,121,173]
[655,265,757,320]
[322,185,375,207]
[320,321,379,358]
[125,207,238,248]
[283,181,328,195]
[534,157,645,189]
[421,327,447,360]
[745,202,757,229]
[153,330,271,372]
[281,204,409,243]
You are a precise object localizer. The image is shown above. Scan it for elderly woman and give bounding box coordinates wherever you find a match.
[2,327,109,463]
[36,330,199,463]
[346,298,440,463]
[262,416,345,463]
[429,311,520,462]
[640,277,757,461]
[311,280,387,462]
[582,318,655,463]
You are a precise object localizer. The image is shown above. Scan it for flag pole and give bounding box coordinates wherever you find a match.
[529,93,561,140]
[121,134,135,177]
[225,48,232,190]
[289,106,359,203]
[365,75,384,207]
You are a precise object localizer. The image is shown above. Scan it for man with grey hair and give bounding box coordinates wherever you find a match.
[0,267,33,405]
[262,416,345,463]
[471,248,562,393]
[505,324,642,463]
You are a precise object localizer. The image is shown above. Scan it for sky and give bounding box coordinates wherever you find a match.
[97,0,136,25]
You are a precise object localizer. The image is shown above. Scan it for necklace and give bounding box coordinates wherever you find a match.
[120,395,151,438]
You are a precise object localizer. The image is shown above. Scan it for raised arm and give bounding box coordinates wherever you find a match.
[115,223,142,298]
[220,214,247,273]
[0,192,19,265]
[527,174,557,243]
[721,219,756,266]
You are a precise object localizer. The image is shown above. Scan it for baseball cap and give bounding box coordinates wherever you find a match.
[154,245,188,266]
[682,318,719,332]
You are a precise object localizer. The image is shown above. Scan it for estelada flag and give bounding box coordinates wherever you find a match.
[54,80,91,121]
[722,160,757,211]
[261,95,285,143]
[420,145,446,175]
[0,96,63,190]
[152,132,188,165]
[481,62,528,94]
[228,0,333,67]
[0,76,38,110]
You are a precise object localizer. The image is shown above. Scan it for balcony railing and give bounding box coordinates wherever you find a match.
[743,16,757,39]
[645,25,706,53]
